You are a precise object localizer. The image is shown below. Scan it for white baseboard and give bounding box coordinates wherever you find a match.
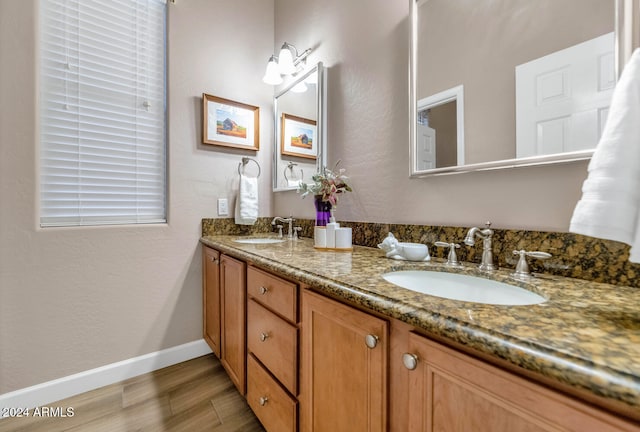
[0,339,212,410]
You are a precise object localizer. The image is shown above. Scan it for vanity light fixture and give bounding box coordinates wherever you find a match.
[262,42,312,85]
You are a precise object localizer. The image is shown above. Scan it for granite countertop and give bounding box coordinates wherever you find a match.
[200,234,640,418]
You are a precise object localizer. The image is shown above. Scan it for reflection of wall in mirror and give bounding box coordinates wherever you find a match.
[429,101,457,168]
[417,0,614,165]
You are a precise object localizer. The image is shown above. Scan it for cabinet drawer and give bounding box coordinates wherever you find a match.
[248,299,298,394]
[247,266,298,322]
[247,354,297,432]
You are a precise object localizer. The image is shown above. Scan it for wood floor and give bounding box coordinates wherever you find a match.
[0,354,265,432]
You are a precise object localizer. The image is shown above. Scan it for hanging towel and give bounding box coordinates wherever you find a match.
[569,48,640,262]
[235,173,258,225]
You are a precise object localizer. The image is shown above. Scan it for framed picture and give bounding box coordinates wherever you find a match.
[202,93,259,151]
[280,113,317,160]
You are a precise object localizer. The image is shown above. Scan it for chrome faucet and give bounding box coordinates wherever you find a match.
[464,221,496,271]
[272,216,294,239]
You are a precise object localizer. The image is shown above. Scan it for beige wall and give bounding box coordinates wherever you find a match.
[0,0,274,393]
[272,0,591,232]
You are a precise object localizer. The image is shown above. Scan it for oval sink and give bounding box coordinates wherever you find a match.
[382,270,546,306]
[233,238,285,244]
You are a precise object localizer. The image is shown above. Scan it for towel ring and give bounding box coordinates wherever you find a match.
[283,162,303,184]
[238,157,260,178]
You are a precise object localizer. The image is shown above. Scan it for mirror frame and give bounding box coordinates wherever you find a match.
[409,0,633,177]
[272,62,326,191]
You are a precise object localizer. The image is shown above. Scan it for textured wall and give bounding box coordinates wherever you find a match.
[271,0,591,232]
[0,0,274,393]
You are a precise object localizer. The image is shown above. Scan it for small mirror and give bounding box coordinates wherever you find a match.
[273,62,325,191]
[410,0,619,176]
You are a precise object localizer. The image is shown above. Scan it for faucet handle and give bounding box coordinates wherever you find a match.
[512,250,551,278]
[275,225,283,238]
[293,226,302,240]
[435,241,462,266]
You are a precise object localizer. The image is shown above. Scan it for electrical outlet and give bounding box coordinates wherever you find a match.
[217,198,229,216]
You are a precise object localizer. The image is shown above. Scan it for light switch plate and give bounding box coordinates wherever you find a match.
[217,198,229,216]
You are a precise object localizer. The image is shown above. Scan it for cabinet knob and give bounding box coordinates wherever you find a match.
[364,334,379,349]
[260,332,269,342]
[402,353,418,370]
[259,286,268,295]
[210,257,219,264]
[259,396,268,406]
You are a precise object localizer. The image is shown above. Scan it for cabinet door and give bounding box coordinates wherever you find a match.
[202,246,221,358]
[221,254,247,395]
[405,332,638,432]
[301,290,388,432]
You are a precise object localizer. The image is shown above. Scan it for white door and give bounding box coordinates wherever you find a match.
[515,32,615,158]
[417,124,436,170]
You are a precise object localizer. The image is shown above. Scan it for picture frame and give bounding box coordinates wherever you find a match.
[202,93,259,151]
[280,113,317,160]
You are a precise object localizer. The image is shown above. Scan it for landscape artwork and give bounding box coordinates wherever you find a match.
[281,113,317,160]
[215,107,248,139]
[202,93,259,150]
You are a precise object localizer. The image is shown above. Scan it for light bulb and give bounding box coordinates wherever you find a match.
[278,43,296,75]
[291,81,308,93]
[262,56,283,85]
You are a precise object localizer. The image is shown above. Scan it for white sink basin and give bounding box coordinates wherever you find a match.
[382,270,546,306]
[233,238,285,244]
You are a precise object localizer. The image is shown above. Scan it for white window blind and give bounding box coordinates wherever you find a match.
[40,0,167,227]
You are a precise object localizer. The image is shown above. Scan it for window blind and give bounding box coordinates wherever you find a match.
[40,0,167,227]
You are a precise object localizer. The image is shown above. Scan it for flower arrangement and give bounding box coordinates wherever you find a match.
[298,160,353,206]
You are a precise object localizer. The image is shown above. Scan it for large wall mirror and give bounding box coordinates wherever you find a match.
[273,62,326,191]
[410,0,627,176]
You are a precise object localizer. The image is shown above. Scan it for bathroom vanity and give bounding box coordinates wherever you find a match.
[201,235,640,431]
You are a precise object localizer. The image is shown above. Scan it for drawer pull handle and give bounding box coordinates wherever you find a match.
[365,334,379,349]
[402,353,418,370]
[259,396,268,406]
[259,286,268,295]
[260,332,269,342]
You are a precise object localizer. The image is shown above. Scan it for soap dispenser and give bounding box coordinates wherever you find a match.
[326,215,339,248]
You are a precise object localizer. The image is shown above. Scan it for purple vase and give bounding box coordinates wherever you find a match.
[314,195,332,226]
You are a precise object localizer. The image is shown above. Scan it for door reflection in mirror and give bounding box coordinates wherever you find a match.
[415,85,464,172]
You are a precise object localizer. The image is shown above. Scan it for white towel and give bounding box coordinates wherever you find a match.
[569,48,640,262]
[234,173,258,225]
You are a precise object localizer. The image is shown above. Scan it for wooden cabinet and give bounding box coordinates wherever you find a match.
[247,354,297,432]
[202,246,221,357]
[403,332,639,432]
[220,254,247,395]
[247,299,298,394]
[202,246,247,395]
[300,290,388,432]
[247,265,297,322]
[203,246,640,432]
[247,266,300,432]
[202,250,247,395]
